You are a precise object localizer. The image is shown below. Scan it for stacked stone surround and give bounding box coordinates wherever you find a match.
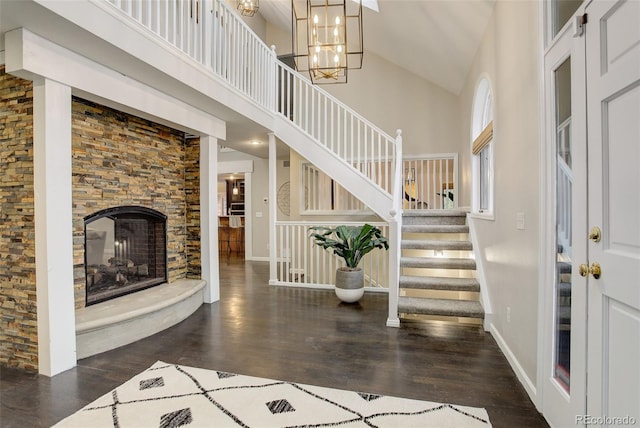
[0,66,203,370]
[185,138,202,278]
[0,67,38,370]
[72,97,201,307]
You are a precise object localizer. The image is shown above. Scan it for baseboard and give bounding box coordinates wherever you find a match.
[482,313,493,332]
[246,256,269,262]
[489,323,538,404]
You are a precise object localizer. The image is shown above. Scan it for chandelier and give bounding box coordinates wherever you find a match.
[292,0,363,84]
[237,0,259,17]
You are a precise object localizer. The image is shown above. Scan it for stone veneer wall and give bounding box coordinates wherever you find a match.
[185,137,202,278]
[72,97,198,307]
[0,70,204,371]
[0,66,38,370]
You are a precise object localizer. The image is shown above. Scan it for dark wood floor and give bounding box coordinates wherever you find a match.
[1,256,548,427]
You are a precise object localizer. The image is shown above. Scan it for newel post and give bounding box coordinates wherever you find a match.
[268,133,278,284]
[387,129,403,328]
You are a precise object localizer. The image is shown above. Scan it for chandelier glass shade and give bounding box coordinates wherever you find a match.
[292,0,363,84]
[237,0,259,17]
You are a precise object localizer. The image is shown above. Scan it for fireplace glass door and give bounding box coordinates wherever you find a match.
[84,206,167,305]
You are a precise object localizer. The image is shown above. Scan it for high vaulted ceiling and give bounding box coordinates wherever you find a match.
[258,0,496,94]
[0,0,497,159]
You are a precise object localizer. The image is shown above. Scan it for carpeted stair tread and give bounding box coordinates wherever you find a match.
[403,210,468,217]
[399,297,484,319]
[399,275,480,291]
[401,256,476,270]
[402,239,473,251]
[402,210,467,226]
[402,224,469,234]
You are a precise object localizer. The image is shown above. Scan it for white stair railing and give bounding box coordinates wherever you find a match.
[273,222,390,290]
[106,0,398,197]
[275,61,397,195]
[402,154,458,210]
[107,0,276,109]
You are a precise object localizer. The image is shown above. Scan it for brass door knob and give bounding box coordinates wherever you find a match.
[589,226,601,242]
[578,262,601,279]
[579,264,589,277]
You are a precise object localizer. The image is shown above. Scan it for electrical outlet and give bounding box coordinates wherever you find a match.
[507,307,511,323]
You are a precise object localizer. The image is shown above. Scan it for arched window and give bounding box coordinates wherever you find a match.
[471,78,494,216]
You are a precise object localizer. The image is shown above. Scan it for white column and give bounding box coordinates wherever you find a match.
[200,135,219,303]
[33,78,77,376]
[243,171,253,259]
[268,133,278,284]
[386,219,401,328]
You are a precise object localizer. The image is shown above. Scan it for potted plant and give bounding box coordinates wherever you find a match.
[310,224,389,303]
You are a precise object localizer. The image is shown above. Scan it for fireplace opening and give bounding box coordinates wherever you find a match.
[84,206,167,306]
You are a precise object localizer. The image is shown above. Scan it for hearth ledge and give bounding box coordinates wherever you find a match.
[76,279,205,359]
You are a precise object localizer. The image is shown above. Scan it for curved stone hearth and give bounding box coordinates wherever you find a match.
[76,279,205,359]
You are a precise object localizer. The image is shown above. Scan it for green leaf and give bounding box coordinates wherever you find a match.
[310,224,389,268]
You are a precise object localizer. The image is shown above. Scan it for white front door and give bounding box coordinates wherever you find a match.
[542,3,589,426]
[584,0,640,424]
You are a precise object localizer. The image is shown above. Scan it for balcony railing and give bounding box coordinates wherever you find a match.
[106,0,399,197]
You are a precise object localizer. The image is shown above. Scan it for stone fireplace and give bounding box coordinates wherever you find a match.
[1,58,217,371]
[84,206,167,305]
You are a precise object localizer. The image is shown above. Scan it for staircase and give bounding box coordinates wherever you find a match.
[398,210,484,324]
[64,0,407,325]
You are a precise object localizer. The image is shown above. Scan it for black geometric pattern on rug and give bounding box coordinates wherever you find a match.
[159,408,192,428]
[140,377,165,390]
[361,403,491,425]
[217,371,237,379]
[265,399,296,414]
[358,392,382,402]
[65,362,491,427]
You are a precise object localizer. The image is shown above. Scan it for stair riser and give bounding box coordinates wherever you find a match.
[401,250,473,261]
[401,314,484,325]
[398,303,484,319]
[401,289,479,300]
[398,298,485,319]
[402,215,467,226]
[399,308,485,319]
[401,259,477,270]
[399,281,480,292]
[402,225,469,234]
[401,240,473,251]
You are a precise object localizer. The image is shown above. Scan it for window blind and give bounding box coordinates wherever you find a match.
[472,121,493,155]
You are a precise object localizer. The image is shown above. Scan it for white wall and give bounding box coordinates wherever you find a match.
[458,0,541,393]
[288,150,381,223]
[224,0,267,39]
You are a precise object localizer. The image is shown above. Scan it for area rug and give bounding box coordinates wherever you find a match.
[54,361,491,427]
